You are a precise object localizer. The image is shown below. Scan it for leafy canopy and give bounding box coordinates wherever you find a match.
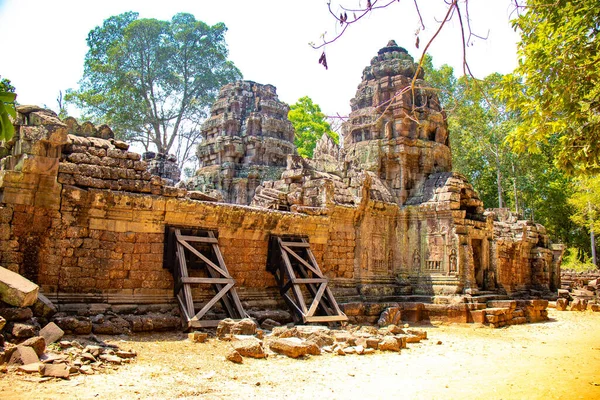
[0,76,17,142]
[67,12,242,162]
[425,56,586,250]
[501,0,600,174]
[288,96,338,158]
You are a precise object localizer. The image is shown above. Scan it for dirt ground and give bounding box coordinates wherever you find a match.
[2,309,600,400]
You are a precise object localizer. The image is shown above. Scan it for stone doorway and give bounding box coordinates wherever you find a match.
[472,239,484,289]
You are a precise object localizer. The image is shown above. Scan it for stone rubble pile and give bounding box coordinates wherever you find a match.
[0,266,137,378]
[556,270,600,312]
[188,317,428,363]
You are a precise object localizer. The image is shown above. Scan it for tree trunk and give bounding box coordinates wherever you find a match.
[590,201,597,267]
[592,227,597,268]
[512,162,519,215]
[495,149,503,208]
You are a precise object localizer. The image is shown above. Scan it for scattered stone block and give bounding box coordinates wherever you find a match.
[188,331,208,343]
[216,318,236,339]
[116,350,136,359]
[226,349,243,364]
[365,337,380,349]
[378,336,400,352]
[269,337,310,358]
[39,322,64,344]
[40,363,70,379]
[260,318,280,331]
[0,266,39,307]
[570,298,587,311]
[20,336,46,356]
[231,318,257,336]
[17,362,43,373]
[232,338,266,359]
[556,298,568,311]
[0,315,5,331]
[9,345,39,365]
[587,303,600,312]
[99,354,123,364]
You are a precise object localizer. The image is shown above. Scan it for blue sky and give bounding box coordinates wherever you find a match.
[0,0,520,117]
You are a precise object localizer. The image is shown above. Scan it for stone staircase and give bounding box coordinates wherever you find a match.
[251,187,289,211]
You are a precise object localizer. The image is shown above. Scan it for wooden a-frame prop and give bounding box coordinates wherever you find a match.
[267,235,347,324]
[165,227,247,329]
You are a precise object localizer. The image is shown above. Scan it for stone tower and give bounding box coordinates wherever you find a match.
[342,40,452,205]
[187,80,295,204]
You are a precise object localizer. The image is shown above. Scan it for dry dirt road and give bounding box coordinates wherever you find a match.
[2,309,600,400]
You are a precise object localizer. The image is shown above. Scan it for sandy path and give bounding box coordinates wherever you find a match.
[2,309,600,399]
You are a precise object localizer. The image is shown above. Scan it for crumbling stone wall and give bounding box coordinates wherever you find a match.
[0,43,563,310]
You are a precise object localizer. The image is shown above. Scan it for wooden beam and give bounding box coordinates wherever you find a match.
[209,231,247,319]
[306,282,328,317]
[176,241,195,319]
[293,278,327,284]
[192,283,234,321]
[279,238,308,314]
[181,277,234,285]
[176,235,231,278]
[282,245,324,277]
[280,241,310,248]
[304,315,348,323]
[177,235,218,244]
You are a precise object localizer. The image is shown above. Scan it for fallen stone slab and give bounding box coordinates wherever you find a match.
[0,266,39,307]
[232,338,266,359]
[269,337,310,358]
[20,336,46,357]
[40,363,70,379]
[32,293,57,318]
[39,322,64,344]
[9,345,40,365]
[17,362,43,374]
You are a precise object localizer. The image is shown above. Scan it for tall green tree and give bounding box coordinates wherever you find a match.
[0,76,17,142]
[424,57,586,250]
[568,175,600,266]
[502,0,600,174]
[288,96,338,158]
[67,12,242,163]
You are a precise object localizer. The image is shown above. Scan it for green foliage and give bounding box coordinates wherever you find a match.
[501,0,600,174]
[561,247,597,272]
[289,96,338,158]
[568,175,600,233]
[424,56,587,250]
[67,12,242,159]
[0,76,17,142]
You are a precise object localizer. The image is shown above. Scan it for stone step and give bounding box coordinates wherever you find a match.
[467,294,510,303]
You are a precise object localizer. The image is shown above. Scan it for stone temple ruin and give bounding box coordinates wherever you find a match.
[0,41,564,332]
